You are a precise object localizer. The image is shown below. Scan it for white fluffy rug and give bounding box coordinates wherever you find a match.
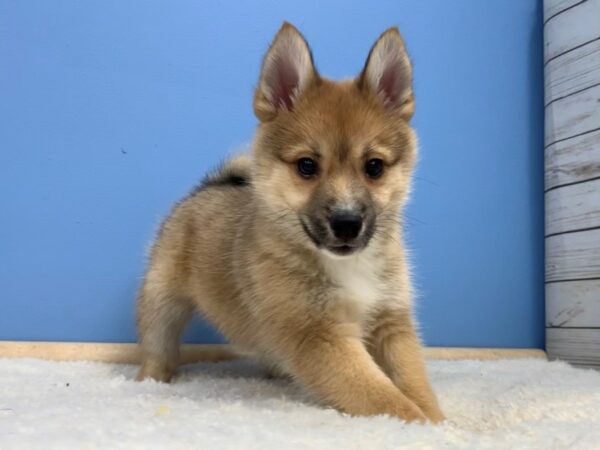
[1,358,599,449]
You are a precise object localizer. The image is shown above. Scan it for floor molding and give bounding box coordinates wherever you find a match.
[0,341,547,363]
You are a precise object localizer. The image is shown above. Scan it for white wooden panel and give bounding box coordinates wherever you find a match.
[545,128,600,189]
[547,279,600,326]
[546,228,600,281]
[546,178,600,235]
[544,0,600,370]
[545,37,600,104]
[546,328,600,367]
[544,0,600,63]
[544,0,586,23]
[545,83,600,146]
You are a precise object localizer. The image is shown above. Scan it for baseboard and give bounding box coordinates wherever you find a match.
[0,341,546,363]
[424,347,546,360]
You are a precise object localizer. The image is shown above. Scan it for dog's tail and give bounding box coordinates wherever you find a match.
[200,153,252,189]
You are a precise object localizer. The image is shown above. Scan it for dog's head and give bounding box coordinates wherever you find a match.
[252,23,417,257]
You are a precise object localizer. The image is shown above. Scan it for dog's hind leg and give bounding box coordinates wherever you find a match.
[136,272,194,383]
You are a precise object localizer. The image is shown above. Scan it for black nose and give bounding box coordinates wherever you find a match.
[329,212,363,242]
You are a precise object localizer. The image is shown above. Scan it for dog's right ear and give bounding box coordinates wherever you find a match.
[254,22,318,122]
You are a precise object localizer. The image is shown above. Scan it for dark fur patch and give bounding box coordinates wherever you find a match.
[190,163,251,197]
[203,173,250,188]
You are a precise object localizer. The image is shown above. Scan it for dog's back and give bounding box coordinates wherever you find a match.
[140,153,256,352]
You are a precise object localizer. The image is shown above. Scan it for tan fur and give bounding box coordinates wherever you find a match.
[136,22,444,423]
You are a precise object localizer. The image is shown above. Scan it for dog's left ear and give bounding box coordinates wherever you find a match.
[359,28,414,119]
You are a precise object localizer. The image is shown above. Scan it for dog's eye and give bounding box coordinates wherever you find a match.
[365,158,384,179]
[297,158,318,178]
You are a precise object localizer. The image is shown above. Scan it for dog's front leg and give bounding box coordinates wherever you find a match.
[370,309,445,423]
[287,328,426,422]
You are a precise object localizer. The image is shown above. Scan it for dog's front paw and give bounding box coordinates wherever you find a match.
[398,401,428,423]
[420,403,445,424]
[426,409,445,424]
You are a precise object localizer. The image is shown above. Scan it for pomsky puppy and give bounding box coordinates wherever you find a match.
[136,22,444,423]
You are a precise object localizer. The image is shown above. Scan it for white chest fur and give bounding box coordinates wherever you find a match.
[319,248,383,314]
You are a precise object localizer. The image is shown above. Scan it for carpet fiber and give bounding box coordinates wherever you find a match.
[1,357,599,449]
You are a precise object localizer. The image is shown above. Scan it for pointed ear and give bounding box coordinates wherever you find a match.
[254,22,318,122]
[359,28,414,118]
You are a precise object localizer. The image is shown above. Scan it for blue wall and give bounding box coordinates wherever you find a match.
[0,0,544,348]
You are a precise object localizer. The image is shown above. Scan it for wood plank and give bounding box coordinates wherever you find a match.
[544,0,600,63]
[545,128,600,189]
[546,177,600,235]
[545,83,600,146]
[545,37,600,104]
[547,279,600,327]
[0,341,547,362]
[544,0,587,23]
[546,327,600,367]
[546,228,600,281]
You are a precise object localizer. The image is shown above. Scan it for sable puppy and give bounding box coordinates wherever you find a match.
[136,22,444,423]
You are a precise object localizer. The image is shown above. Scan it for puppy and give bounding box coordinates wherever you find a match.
[136,22,444,423]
